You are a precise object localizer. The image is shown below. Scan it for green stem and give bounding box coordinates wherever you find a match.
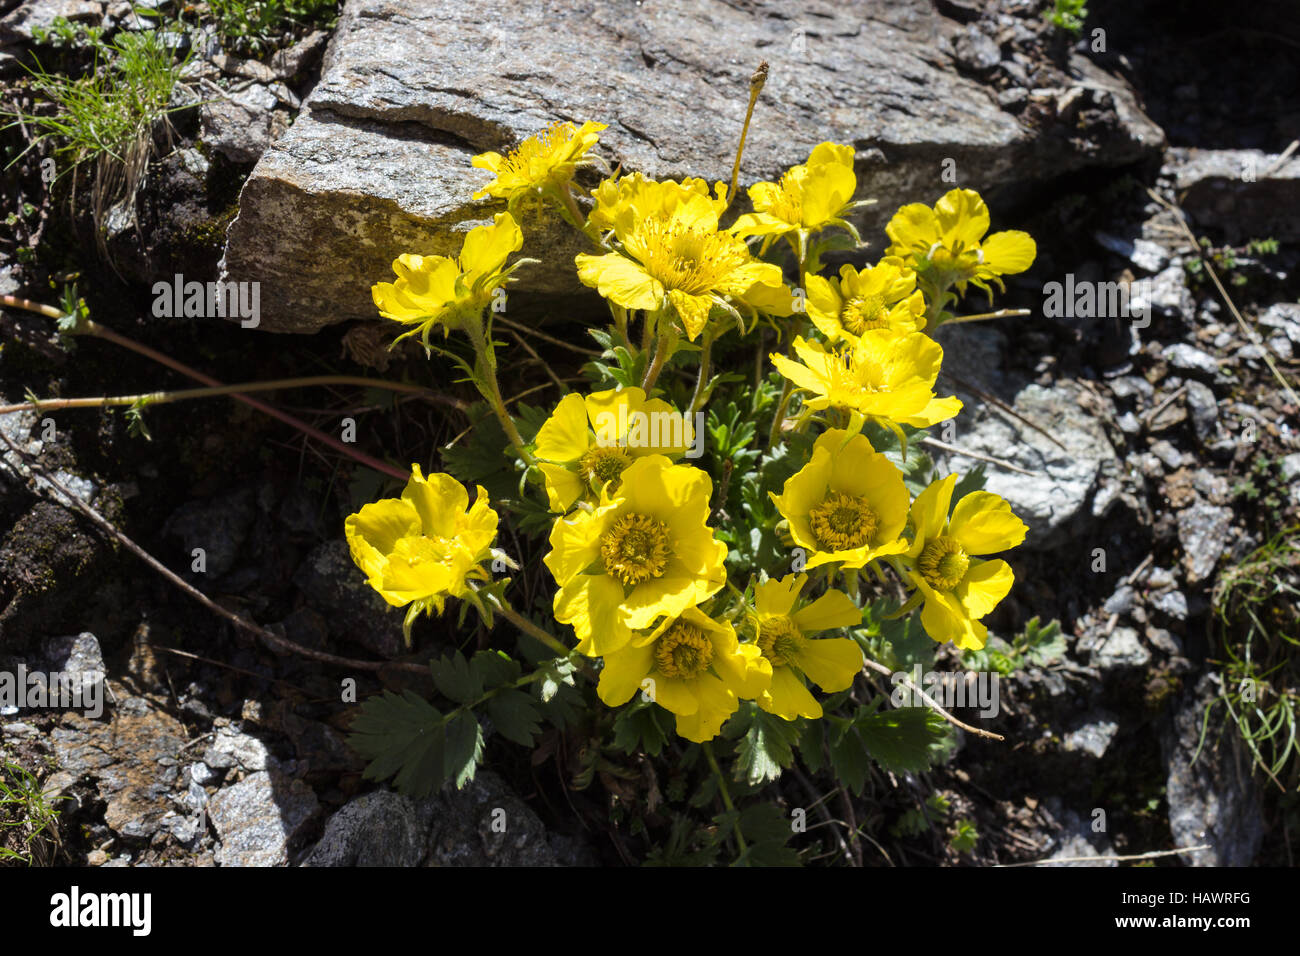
[641,330,672,392]
[0,375,443,416]
[485,591,572,659]
[689,326,716,415]
[703,741,748,856]
[466,320,535,466]
[946,308,1031,325]
[80,319,409,480]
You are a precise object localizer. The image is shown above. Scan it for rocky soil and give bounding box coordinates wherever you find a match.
[1,0,1298,866]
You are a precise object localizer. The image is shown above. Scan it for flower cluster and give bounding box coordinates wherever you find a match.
[346,122,1036,746]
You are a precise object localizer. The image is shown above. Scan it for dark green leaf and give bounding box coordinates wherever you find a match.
[487,689,541,746]
[444,711,484,789]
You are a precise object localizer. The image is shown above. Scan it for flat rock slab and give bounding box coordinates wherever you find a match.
[223,0,1163,332]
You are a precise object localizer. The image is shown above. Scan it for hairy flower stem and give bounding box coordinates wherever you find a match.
[641,330,672,392]
[69,315,410,481]
[721,61,769,216]
[482,591,572,659]
[703,741,748,855]
[947,308,1031,325]
[689,326,717,415]
[0,376,440,416]
[465,320,535,466]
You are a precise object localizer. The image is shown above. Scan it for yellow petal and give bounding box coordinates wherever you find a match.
[554,572,630,656]
[667,289,714,341]
[538,462,584,513]
[790,590,861,634]
[534,393,590,463]
[948,491,1028,555]
[597,642,655,707]
[957,558,1014,619]
[760,666,822,720]
[909,474,958,552]
[755,573,806,619]
[459,212,523,279]
[934,188,990,250]
[575,253,664,311]
[794,636,863,693]
[979,230,1037,275]
[402,469,469,538]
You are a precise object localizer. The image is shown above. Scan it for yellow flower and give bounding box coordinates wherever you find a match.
[587,172,727,236]
[533,387,695,512]
[901,474,1027,650]
[371,212,524,348]
[805,256,926,345]
[597,607,771,743]
[345,465,498,623]
[752,573,864,720]
[885,188,1036,296]
[472,120,606,205]
[770,429,911,571]
[769,331,962,431]
[731,142,866,254]
[575,193,791,340]
[544,455,726,657]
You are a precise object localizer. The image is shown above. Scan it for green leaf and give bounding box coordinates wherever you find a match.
[827,716,873,795]
[798,717,826,775]
[487,689,541,746]
[732,705,800,786]
[348,690,447,797]
[856,705,947,774]
[1020,616,1066,667]
[444,711,484,789]
[611,696,670,757]
[950,463,989,501]
[473,649,522,689]
[732,802,801,867]
[429,651,482,704]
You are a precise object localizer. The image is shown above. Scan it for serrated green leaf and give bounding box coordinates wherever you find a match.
[430,651,482,704]
[444,711,484,789]
[487,688,541,746]
[798,717,826,774]
[347,690,447,797]
[732,802,801,867]
[856,704,947,774]
[611,697,670,756]
[827,717,873,795]
[474,649,522,689]
[733,706,800,786]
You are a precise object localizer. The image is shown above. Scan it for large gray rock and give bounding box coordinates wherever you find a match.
[209,769,320,866]
[301,772,598,867]
[222,0,1163,332]
[1168,147,1300,243]
[1162,673,1263,867]
[929,334,1120,549]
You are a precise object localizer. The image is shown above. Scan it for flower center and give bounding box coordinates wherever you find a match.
[634,218,750,295]
[389,534,452,568]
[918,535,970,591]
[757,615,804,668]
[499,121,579,184]
[763,170,805,224]
[600,512,672,587]
[654,621,714,679]
[809,491,878,551]
[840,293,887,335]
[578,445,633,490]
